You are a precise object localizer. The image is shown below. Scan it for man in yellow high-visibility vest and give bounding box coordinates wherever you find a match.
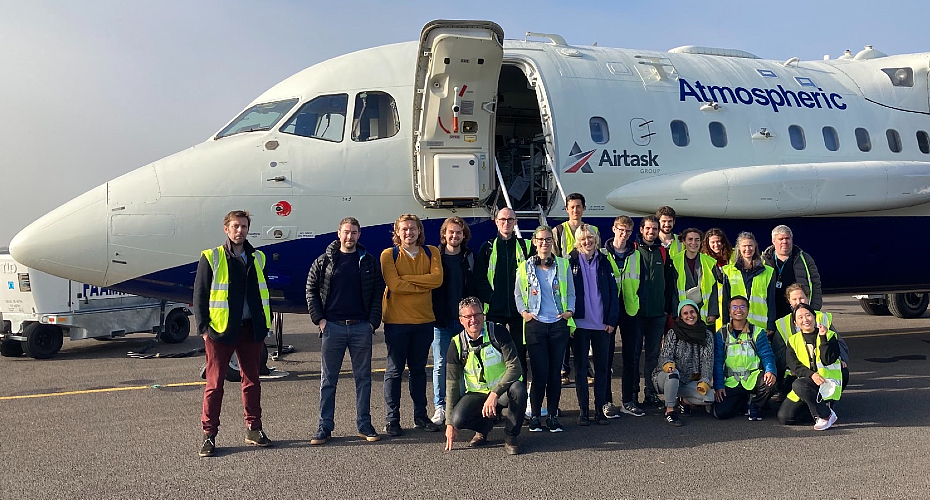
[194,210,273,457]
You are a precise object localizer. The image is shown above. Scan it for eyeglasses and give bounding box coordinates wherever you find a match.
[613,226,631,233]
[496,218,516,223]
[460,313,483,321]
[534,237,554,243]
[730,304,748,311]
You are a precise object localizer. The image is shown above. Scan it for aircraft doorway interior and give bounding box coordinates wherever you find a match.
[493,65,549,214]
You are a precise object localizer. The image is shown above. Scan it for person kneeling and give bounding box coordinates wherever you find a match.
[444,297,526,455]
[652,300,715,426]
[777,303,841,430]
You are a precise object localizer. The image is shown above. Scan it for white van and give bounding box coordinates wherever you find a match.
[1,251,190,359]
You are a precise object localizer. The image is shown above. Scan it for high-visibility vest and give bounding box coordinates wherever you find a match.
[772,252,817,305]
[723,263,774,331]
[672,252,716,318]
[786,329,843,402]
[557,221,598,258]
[517,256,576,337]
[775,310,833,377]
[452,323,509,393]
[664,235,684,258]
[202,246,272,335]
[605,247,641,316]
[721,325,763,390]
[485,237,531,313]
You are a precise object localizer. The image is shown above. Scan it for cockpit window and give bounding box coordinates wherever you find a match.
[215,99,298,139]
[280,94,348,142]
[351,91,400,141]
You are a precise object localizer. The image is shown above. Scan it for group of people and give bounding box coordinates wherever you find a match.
[192,201,849,457]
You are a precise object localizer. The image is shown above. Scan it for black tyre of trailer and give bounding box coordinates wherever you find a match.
[22,323,63,359]
[225,343,270,382]
[858,298,891,316]
[0,339,24,357]
[887,292,930,319]
[161,309,191,344]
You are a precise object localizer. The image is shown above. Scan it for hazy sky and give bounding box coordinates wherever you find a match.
[2,0,928,245]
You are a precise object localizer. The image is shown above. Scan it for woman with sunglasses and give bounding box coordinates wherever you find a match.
[515,226,575,432]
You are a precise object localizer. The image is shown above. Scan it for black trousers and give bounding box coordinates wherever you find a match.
[525,319,570,416]
[712,375,774,419]
[777,368,849,425]
[448,382,527,437]
[493,315,527,380]
[572,328,611,411]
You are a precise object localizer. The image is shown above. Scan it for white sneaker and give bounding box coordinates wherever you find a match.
[813,409,837,431]
[523,400,549,418]
[431,407,445,425]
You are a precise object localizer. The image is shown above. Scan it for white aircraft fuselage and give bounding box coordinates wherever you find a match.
[11,21,930,313]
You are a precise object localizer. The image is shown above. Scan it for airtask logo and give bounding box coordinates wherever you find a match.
[679,78,847,113]
[564,142,659,174]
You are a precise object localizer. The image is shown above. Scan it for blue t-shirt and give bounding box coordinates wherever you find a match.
[536,265,561,323]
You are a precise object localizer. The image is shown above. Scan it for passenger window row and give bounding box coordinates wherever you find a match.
[589,117,930,154]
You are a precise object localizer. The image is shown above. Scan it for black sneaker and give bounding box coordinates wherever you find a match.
[677,400,692,415]
[547,416,564,433]
[528,416,544,432]
[384,421,403,437]
[620,401,646,417]
[747,404,763,421]
[602,403,622,419]
[199,433,216,457]
[245,428,272,447]
[577,409,590,427]
[665,412,684,427]
[310,427,330,445]
[593,410,610,426]
[643,393,663,407]
[504,436,520,455]
[414,416,440,432]
[357,425,381,442]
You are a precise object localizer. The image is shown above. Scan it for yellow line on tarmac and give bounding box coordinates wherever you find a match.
[0,381,206,401]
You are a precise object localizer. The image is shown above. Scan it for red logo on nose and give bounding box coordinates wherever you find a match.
[273,201,292,216]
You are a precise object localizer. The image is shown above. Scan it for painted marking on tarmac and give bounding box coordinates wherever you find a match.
[0,381,206,401]
[844,330,930,339]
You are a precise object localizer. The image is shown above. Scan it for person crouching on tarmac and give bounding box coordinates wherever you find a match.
[776,303,841,430]
[445,297,526,455]
[712,295,777,421]
[652,300,715,427]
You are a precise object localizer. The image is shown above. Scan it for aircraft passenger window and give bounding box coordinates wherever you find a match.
[789,125,806,150]
[886,129,902,153]
[709,121,727,148]
[589,117,609,144]
[855,128,871,152]
[216,98,299,139]
[822,127,840,151]
[280,94,348,142]
[670,120,689,147]
[351,91,400,142]
[918,131,930,154]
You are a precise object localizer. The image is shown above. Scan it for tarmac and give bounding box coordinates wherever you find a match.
[1,295,928,499]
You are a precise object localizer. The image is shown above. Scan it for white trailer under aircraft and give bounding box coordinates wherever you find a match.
[0,251,190,359]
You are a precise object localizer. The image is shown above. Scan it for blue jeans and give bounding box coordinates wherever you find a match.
[319,320,373,432]
[432,322,461,408]
[383,323,434,424]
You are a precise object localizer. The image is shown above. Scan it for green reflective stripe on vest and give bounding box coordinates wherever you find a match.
[672,252,716,318]
[723,327,762,390]
[517,257,576,342]
[202,246,272,335]
[453,325,507,393]
[786,329,843,402]
[723,264,774,331]
[601,249,622,290]
[485,238,531,313]
[619,249,641,316]
[666,236,684,258]
[799,253,815,303]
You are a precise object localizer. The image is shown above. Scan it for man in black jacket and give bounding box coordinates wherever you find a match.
[194,210,272,457]
[306,217,385,445]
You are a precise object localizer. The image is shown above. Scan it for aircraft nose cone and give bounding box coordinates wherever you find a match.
[9,184,109,285]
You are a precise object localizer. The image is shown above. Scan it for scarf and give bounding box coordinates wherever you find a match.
[672,316,708,345]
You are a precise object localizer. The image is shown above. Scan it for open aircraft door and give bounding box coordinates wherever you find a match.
[413,20,504,207]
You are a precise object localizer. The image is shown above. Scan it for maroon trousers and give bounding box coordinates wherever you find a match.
[201,322,263,435]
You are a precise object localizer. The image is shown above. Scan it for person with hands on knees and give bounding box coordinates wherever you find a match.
[652,300,715,427]
[444,297,526,455]
[712,295,776,421]
[305,217,385,445]
[515,226,575,433]
[776,303,842,430]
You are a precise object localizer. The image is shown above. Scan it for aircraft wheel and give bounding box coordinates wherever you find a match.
[858,298,890,316]
[22,324,63,359]
[887,292,929,319]
[161,309,190,344]
[0,339,24,357]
